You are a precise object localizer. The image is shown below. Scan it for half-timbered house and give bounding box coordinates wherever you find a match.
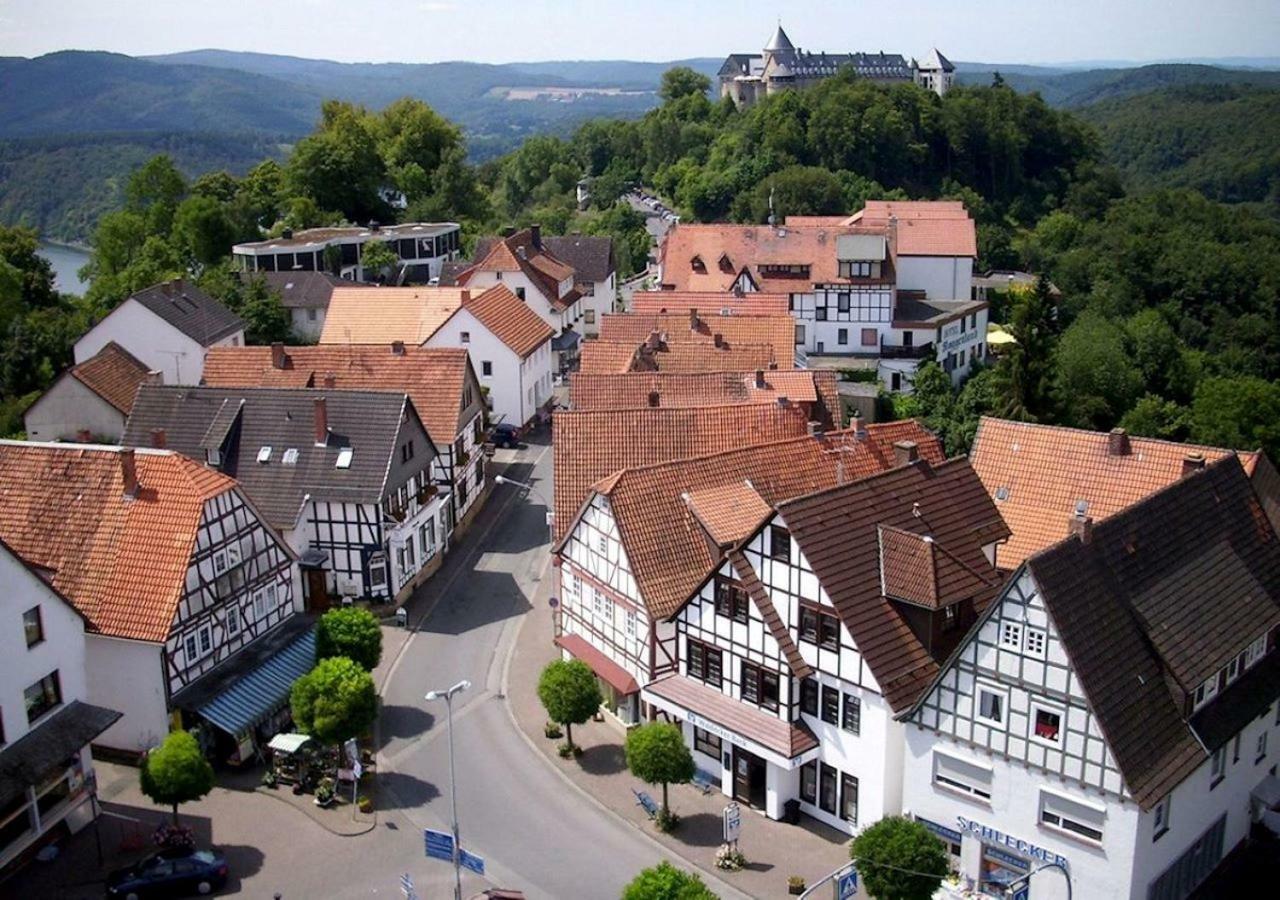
[644,454,1008,835]
[0,442,301,756]
[901,456,1280,900]
[123,385,444,607]
[553,420,943,727]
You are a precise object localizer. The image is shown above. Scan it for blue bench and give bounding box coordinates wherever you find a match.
[633,789,659,819]
[692,770,717,795]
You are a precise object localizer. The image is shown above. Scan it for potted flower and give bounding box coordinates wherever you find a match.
[788,875,806,895]
[714,843,746,871]
[261,770,277,789]
[314,777,336,808]
[357,795,374,814]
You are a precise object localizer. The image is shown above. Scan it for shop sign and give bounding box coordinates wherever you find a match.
[686,710,736,744]
[940,322,977,353]
[957,816,1070,872]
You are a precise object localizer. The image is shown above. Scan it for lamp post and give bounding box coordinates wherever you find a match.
[424,679,470,900]
[1007,860,1072,900]
[494,474,553,544]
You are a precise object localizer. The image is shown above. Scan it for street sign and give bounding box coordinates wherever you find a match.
[1011,885,1030,900]
[723,802,741,843]
[344,738,359,762]
[424,828,454,862]
[352,758,364,780]
[400,872,415,899]
[835,866,859,900]
[460,848,486,875]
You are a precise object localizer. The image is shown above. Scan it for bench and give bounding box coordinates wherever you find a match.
[633,789,659,819]
[692,770,717,795]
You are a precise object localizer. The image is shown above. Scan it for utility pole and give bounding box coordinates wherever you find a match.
[494,474,553,545]
[424,679,470,900]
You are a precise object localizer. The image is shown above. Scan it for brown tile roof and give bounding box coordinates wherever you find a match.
[461,284,555,359]
[685,481,773,548]
[631,291,791,316]
[1022,456,1280,808]
[553,404,815,543]
[555,633,640,694]
[878,525,995,610]
[779,458,1008,712]
[202,345,475,445]
[462,229,579,312]
[577,340,784,375]
[846,201,978,257]
[569,371,837,422]
[70,342,151,414]
[600,312,796,366]
[970,417,1260,570]
[319,286,468,345]
[0,441,238,642]
[577,341,641,374]
[560,421,945,620]
[730,551,813,678]
[645,673,818,759]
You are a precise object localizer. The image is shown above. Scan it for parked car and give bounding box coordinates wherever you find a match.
[106,849,229,899]
[489,423,523,449]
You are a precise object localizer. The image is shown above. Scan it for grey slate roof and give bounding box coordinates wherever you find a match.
[245,271,370,310]
[123,385,432,529]
[543,235,615,284]
[128,279,244,346]
[437,260,472,287]
[1024,456,1280,807]
[0,700,121,807]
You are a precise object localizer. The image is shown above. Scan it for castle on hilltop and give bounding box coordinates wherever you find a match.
[718,24,954,107]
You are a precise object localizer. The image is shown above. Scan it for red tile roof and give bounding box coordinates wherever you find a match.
[0,442,238,642]
[576,340,784,375]
[878,525,995,610]
[70,342,152,414]
[685,481,773,548]
[568,370,835,415]
[461,284,555,358]
[202,345,476,445]
[460,229,579,312]
[847,200,977,257]
[631,291,791,316]
[600,312,796,367]
[970,417,1259,570]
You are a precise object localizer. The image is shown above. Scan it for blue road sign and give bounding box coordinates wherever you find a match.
[460,849,486,876]
[836,867,859,900]
[1012,885,1030,900]
[400,872,415,898]
[424,828,454,862]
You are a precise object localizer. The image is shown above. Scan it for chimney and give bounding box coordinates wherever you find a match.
[894,440,919,467]
[516,246,527,260]
[755,369,766,389]
[808,420,822,436]
[323,373,337,389]
[460,290,470,304]
[149,428,167,449]
[769,361,778,370]
[647,391,660,408]
[530,224,542,249]
[853,412,868,441]
[502,225,516,238]
[1107,427,1131,456]
[713,333,724,348]
[120,448,139,499]
[1070,513,1094,544]
[391,340,406,356]
[281,227,294,240]
[271,342,287,370]
[145,370,163,385]
[646,330,662,351]
[777,396,791,409]
[688,308,699,332]
[76,428,92,443]
[314,397,329,446]
[1182,451,1206,477]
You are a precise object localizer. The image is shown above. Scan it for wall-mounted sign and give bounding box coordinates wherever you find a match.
[957,816,1070,871]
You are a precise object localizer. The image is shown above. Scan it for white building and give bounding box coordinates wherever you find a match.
[543,234,617,338]
[0,443,302,756]
[643,455,1008,833]
[232,222,462,285]
[242,271,375,342]
[0,539,119,872]
[74,280,245,386]
[24,342,155,443]
[901,456,1280,900]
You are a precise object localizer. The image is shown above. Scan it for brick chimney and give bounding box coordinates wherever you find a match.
[501,225,516,238]
[76,429,92,443]
[755,369,766,389]
[853,412,868,441]
[314,397,329,446]
[808,420,822,436]
[713,333,724,348]
[149,428,167,449]
[646,330,663,351]
[271,342,287,370]
[1107,427,1131,456]
[120,448,139,499]
[530,224,542,250]
[1182,451,1206,477]
[647,391,660,408]
[391,340,405,356]
[894,440,919,467]
[1070,513,1094,544]
[322,373,337,389]
[460,290,470,304]
[688,308,699,332]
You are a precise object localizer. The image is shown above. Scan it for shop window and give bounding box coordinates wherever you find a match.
[842,694,861,735]
[694,727,721,760]
[800,761,817,804]
[821,686,839,725]
[1032,706,1062,744]
[800,678,818,715]
[1039,791,1105,843]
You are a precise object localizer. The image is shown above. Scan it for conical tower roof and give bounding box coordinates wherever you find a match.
[764,24,795,53]
[920,47,955,72]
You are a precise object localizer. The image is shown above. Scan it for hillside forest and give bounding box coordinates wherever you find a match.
[2,67,1278,458]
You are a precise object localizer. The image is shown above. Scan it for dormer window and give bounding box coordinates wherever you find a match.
[718,253,734,273]
[257,446,272,464]
[691,255,706,273]
[206,448,222,467]
[1246,634,1269,667]
[1193,675,1219,710]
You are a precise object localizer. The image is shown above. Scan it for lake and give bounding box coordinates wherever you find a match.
[37,240,91,295]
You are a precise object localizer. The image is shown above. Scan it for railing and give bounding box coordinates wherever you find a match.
[879,339,934,360]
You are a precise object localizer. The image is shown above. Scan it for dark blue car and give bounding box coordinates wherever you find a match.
[106,849,228,899]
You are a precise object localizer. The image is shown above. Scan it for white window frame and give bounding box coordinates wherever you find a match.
[1152,795,1170,840]
[592,587,611,620]
[932,751,992,802]
[1194,675,1219,710]
[1039,789,1105,844]
[976,682,1007,727]
[625,610,637,639]
[1210,746,1227,785]
[1000,621,1022,650]
[562,571,579,602]
[252,589,267,621]
[1024,627,1047,658]
[226,605,240,637]
[212,551,228,575]
[1030,700,1064,746]
[596,532,608,555]
[1245,634,1268,668]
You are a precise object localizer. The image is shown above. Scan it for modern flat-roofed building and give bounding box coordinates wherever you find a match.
[232,222,461,285]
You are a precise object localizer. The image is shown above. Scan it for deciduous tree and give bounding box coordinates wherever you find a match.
[536,659,601,753]
[316,607,384,671]
[290,656,378,749]
[139,730,215,825]
[850,817,948,900]
[622,861,718,900]
[624,722,695,820]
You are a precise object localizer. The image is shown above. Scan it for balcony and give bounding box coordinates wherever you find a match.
[879,339,934,360]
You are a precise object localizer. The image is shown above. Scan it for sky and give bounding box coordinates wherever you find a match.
[0,0,1278,66]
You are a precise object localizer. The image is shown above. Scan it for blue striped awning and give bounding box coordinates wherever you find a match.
[197,630,316,736]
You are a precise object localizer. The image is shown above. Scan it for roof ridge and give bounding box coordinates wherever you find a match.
[778,450,961,509]
[976,415,1260,458]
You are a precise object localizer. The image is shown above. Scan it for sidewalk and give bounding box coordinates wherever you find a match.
[507,568,851,898]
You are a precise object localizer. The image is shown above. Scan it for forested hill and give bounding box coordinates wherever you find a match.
[956,62,1280,107]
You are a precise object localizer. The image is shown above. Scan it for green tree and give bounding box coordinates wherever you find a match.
[235,277,291,344]
[536,659,601,753]
[290,656,378,748]
[850,817,948,900]
[316,607,384,671]
[740,166,846,223]
[659,67,712,104]
[125,155,187,236]
[1005,275,1058,418]
[622,861,718,900]
[1189,376,1280,458]
[1052,311,1143,430]
[287,100,386,223]
[373,97,463,202]
[173,195,236,269]
[0,225,58,308]
[1119,394,1191,441]
[139,730,215,825]
[359,240,399,282]
[624,722,695,820]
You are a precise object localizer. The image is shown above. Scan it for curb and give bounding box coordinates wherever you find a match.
[251,785,378,838]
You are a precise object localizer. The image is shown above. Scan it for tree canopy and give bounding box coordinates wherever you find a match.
[139,730,216,824]
[622,861,718,900]
[316,606,384,671]
[625,721,695,818]
[290,656,378,747]
[850,817,949,900]
[537,658,602,752]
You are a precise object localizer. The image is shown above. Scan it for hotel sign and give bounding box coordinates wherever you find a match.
[956,816,1070,872]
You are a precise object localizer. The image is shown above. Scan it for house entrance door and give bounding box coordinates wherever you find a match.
[732,747,767,810]
[304,568,330,613]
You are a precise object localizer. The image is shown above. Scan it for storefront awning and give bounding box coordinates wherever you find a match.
[554,633,640,695]
[267,732,313,754]
[191,627,316,736]
[0,700,121,807]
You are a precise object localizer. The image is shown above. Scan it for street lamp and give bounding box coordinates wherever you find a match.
[424,679,471,900]
[1007,860,1072,900]
[494,474,553,543]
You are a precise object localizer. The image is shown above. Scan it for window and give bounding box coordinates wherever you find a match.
[740,662,779,711]
[837,328,848,346]
[1246,634,1268,667]
[841,773,859,824]
[596,532,608,555]
[226,605,240,637]
[800,678,818,715]
[1000,621,1022,649]
[1210,746,1226,787]
[1232,733,1241,764]
[199,625,213,655]
[369,554,387,588]
[585,310,596,324]
[257,446,272,463]
[977,686,1005,725]
[252,589,267,621]
[401,441,415,463]
[861,328,877,347]
[24,671,61,723]
[821,686,839,725]
[420,520,436,557]
[282,448,299,466]
[1039,791,1105,843]
[714,577,749,623]
[819,763,838,814]
[769,526,790,563]
[1024,628,1047,657]
[1194,675,1219,710]
[515,287,526,301]
[1153,796,1171,840]
[687,640,722,687]
[460,331,470,343]
[933,751,993,801]
[336,448,354,469]
[1257,731,1268,763]
[625,610,637,639]
[1226,653,1244,685]
[837,293,851,313]
[482,361,493,377]
[795,324,806,345]
[592,587,611,620]
[1032,706,1062,743]
[842,694,861,734]
[694,727,721,759]
[800,761,817,803]
[23,606,43,648]
[815,306,828,322]
[307,308,318,322]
